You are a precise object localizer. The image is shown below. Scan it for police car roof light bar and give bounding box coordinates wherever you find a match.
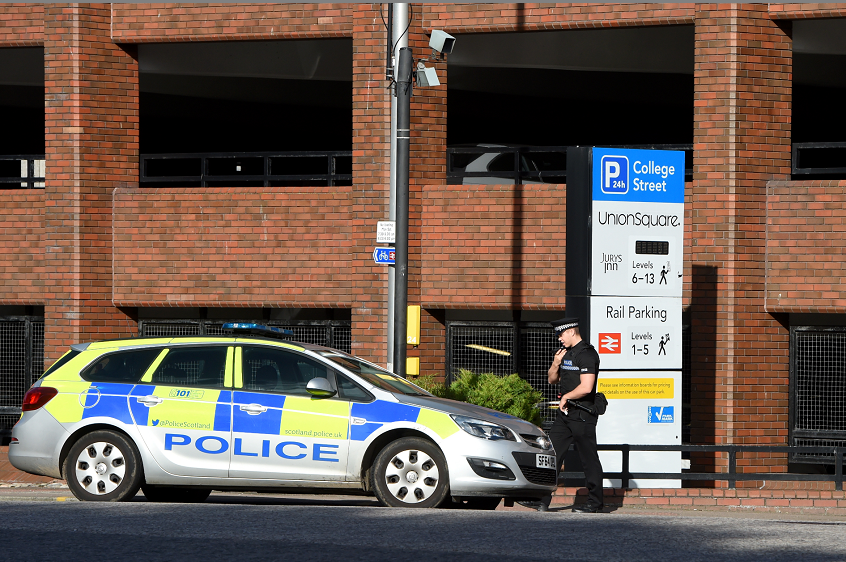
[221,323,294,340]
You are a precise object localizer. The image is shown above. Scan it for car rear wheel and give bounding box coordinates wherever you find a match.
[141,484,211,503]
[371,437,449,508]
[64,430,142,502]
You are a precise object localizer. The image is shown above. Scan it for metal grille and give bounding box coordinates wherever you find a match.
[141,322,201,337]
[139,319,351,353]
[520,326,560,428]
[0,317,44,442]
[791,327,846,463]
[447,322,561,428]
[31,321,44,381]
[0,321,27,409]
[793,438,846,462]
[332,326,351,354]
[793,329,846,432]
[517,466,558,486]
[448,324,515,379]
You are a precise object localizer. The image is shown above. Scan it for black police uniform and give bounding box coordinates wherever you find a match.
[542,340,604,510]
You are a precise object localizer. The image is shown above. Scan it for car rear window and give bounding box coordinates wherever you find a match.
[42,349,81,378]
[81,348,163,383]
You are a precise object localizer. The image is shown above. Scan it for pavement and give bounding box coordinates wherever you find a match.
[4,446,845,520]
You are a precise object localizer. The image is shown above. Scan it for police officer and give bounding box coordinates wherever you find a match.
[539,317,604,512]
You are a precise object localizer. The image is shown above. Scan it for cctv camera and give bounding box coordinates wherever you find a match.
[429,30,455,55]
[416,66,440,87]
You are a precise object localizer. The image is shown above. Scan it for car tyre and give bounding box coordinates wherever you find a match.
[141,484,212,503]
[371,437,449,508]
[64,430,143,502]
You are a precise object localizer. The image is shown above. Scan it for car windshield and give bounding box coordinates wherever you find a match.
[316,351,430,396]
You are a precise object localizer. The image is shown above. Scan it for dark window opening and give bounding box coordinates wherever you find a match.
[447,26,694,185]
[139,39,352,187]
[0,48,44,189]
[792,19,846,178]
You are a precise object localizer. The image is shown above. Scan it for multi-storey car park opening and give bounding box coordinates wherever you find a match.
[0,48,44,188]
[446,25,694,185]
[139,39,352,187]
[792,18,846,179]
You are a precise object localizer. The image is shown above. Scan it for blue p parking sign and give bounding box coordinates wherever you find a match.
[600,155,629,195]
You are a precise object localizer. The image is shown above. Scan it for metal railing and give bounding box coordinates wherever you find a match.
[0,155,45,189]
[560,444,846,491]
[140,151,352,188]
[447,144,694,185]
[792,142,846,176]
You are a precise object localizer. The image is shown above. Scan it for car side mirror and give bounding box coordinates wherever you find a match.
[306,377,337,398]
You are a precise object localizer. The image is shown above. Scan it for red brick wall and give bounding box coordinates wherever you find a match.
[112,187,353,308]
[348,5,391,365]
[417,183,565,309]
[690,5,792,472]
[111,3,354,42]
[769,3,846,19]
[42,4,139,363]
[0,3,43,46]
[421,3,696,31]
[767,180,846,312]
[0,194,44,305]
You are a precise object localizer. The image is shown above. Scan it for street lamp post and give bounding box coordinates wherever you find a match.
[392,46,412,378]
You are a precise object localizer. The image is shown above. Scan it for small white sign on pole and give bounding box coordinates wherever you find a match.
[376,221,396,244]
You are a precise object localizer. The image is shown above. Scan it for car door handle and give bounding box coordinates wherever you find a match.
[137,396,162,406]
[240,404,267,415]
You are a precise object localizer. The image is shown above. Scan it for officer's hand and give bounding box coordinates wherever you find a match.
[553,348,566,364]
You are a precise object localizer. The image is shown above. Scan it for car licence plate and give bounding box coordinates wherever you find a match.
[536,454,555,469]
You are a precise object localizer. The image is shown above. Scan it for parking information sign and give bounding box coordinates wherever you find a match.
[591,148,685,298]
[587,147,685,488]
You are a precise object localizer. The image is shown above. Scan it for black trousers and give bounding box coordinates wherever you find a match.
[540,411,604,508]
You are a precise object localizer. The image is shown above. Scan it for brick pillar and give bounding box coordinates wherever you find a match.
[43,4,139,363]
[350,5,391,366]
[690,5,791,475]
[407,17,448,374]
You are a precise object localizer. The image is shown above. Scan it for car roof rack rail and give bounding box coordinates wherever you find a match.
[221,323,295,340]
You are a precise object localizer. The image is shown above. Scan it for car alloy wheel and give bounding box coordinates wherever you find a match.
[372,437,449,508]
[64,430,142,502]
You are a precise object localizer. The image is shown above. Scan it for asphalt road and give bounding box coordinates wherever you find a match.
[2,491,846,562]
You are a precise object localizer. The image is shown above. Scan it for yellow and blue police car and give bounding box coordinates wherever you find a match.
[9,324,556,507]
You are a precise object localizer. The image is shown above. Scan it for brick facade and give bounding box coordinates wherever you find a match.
[42,4,140,358]
[2,4,844,479]
[690,5,792,463]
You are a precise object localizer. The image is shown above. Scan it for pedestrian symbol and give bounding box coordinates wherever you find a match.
[658,334,670,355]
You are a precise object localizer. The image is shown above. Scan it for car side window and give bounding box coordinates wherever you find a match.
[336,373,374,402]
[242,346,330,395]
[81,349,163,383]
[149,346,228,388]
[488,153,516,172]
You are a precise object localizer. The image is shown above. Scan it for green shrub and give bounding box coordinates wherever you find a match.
[411,369,543,425]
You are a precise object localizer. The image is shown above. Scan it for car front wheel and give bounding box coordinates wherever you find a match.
[371,437,449,508]
[64,430,142,502]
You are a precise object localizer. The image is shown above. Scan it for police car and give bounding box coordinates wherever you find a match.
[9,324,556,507]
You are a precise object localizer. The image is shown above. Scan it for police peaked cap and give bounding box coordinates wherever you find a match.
[551,317,579,335]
